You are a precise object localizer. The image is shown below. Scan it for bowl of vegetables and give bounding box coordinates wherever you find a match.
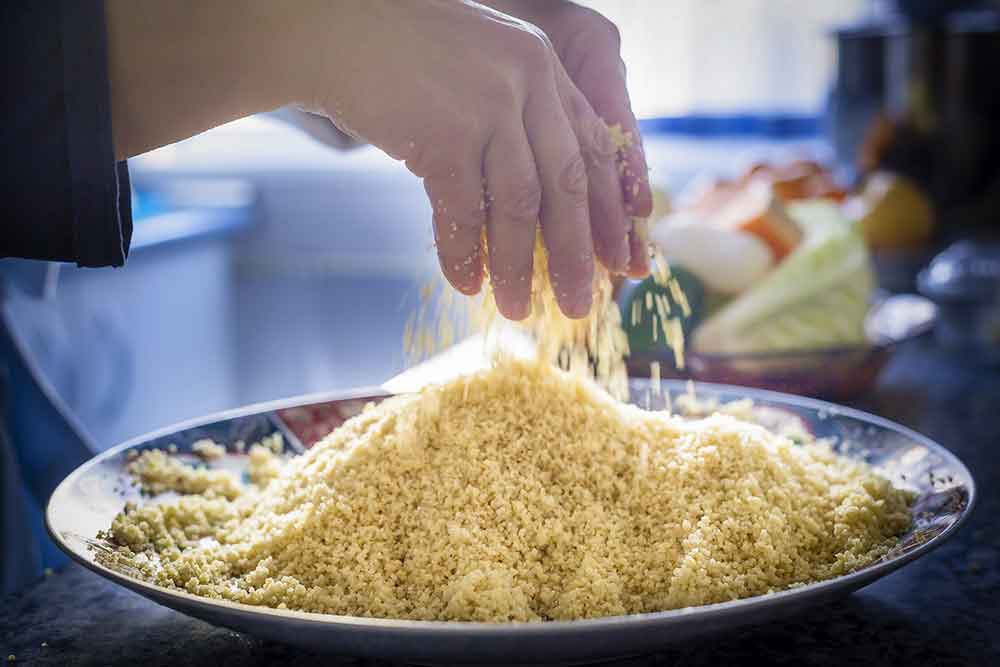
[620,162,936,400]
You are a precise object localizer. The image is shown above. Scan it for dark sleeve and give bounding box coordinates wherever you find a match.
[1,0,132,267]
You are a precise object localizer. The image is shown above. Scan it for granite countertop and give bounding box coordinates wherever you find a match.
[3,338,998,666]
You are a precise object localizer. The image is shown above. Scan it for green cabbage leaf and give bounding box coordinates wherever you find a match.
[693,201,874,354]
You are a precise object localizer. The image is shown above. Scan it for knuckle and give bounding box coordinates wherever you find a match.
[487,241,534,279]
[408,133,480,180]
[434,203,486,231]
[559,153,589,200]
[437,206,487,235]
[495,179,542,227]
[483,75,522,114]
[463,206,489,231]
[582,9,621,49]
[583,119,617,166]
[515,30,554,79]
[429,190,487,240]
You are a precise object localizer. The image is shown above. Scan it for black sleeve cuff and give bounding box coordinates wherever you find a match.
[59,0,132,268]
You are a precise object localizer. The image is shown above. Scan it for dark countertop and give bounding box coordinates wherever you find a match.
[3,337,999,667]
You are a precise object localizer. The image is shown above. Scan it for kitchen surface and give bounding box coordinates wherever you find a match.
[4,0,1000,665]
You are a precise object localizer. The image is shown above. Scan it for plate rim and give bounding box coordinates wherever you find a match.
[46,377,977,637]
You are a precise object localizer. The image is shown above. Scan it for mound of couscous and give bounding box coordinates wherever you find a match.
[98,358,912,622]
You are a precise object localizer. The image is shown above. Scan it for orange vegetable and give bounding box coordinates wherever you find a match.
[771,172,814,201]
[747,161,844,203]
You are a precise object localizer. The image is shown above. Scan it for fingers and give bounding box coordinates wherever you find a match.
[553,64,631,274]
[570,52,653,219]
[615,113,653,219]
[524,86,594,319]
[483,126,540,321]
[424,159,487,295]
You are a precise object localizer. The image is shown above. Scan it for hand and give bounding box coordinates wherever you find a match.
[300,0,639,319]
[105,0,645,318]
[479,0,653,277]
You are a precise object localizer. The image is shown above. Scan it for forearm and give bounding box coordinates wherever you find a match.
[104,0,314,159]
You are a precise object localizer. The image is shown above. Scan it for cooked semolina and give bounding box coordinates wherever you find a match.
[247,443,282,488]
[99,359,912,622]
[191,439,226,461]
[126,448,242,500]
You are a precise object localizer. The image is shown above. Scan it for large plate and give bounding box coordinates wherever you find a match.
[47,379,974,665]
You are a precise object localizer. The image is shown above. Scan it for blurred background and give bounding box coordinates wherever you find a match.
[3,1,1000,577]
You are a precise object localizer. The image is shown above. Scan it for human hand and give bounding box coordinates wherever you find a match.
[106,0,645,318]
[479,0,653,277]
[302,0,640,319]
